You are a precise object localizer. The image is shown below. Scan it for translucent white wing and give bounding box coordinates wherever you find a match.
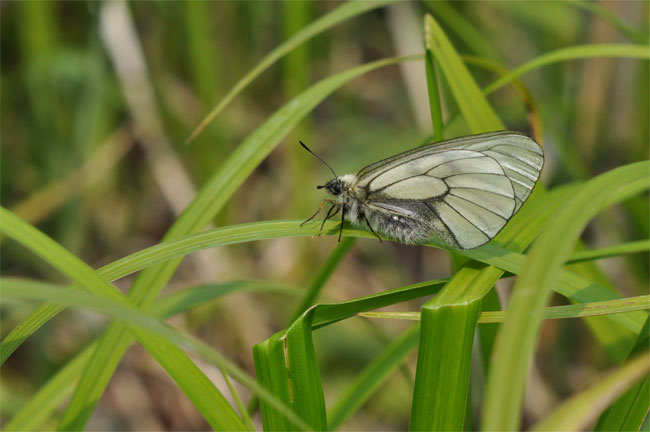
[355,131,543,249]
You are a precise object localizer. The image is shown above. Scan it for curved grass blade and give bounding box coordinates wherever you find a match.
[4,167,645,372]
[1,281,312,431]
[484,44,650,96]
[532,351,650,431]
[289,237,355,323]
[566,239,650,265]
[568,0,649,44]
[424,13,504,132]
[4,54,420,430]
[2,279,301,432]
[185,0,398,144]
[0,208,246,431]
[482,161,650,431]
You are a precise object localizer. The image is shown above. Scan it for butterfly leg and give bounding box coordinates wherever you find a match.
[301,199,338,227]
[363,213,382,243]
[338,205,346,242]
[319,204,340,234]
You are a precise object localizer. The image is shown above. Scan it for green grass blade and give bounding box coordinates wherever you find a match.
[424,13,504,133]
[531,351,650,431]
[0,208,246,431]
[423,0,502,61]
[4,163,645,429]
[253,279,447,429]
[358,295,650,322]
[1,282,311,431]
[482,161,650,431]
[484,44,650,96]
[151,280,302,317]
[16,54,419,429]
[327,326,420,430]
[408,13,506,431]
[568,0,649,44]
[2,279,300,431]
[185,0,398,143]
[410,262,500,431]
[424,47,444,141]
[595,317,650,431]
[5,173,643,376]
[290,237,355,322]
[566,239,650,264]
[255,310,328,431]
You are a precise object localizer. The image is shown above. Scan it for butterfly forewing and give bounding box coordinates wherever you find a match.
[354,131,543,249]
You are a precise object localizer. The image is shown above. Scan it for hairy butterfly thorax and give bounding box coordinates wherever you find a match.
[299,132,544,249]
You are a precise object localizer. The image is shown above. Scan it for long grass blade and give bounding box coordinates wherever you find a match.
[185,0,398,144]
[481,161,650,431]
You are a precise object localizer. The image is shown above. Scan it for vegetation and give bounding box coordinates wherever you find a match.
[1,1,648,430]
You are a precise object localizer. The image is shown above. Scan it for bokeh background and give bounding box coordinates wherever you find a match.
[1,1,648,430]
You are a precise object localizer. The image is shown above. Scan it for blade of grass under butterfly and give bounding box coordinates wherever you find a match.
[482,161,650,431]
[4,165,645,430]
[0,208,247,431]
[5,180,643,376]
[185,0,398,144]
[324,178,647,430]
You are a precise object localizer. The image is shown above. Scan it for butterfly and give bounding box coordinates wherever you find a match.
[301,131,544,249]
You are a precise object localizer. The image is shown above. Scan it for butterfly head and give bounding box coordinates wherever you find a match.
[318,178,344,195]
[318,174,355,196]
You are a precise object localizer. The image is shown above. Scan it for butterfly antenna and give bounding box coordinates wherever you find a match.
[299,141,337,178]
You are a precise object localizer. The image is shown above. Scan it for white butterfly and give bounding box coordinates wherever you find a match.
[301,131,544,249]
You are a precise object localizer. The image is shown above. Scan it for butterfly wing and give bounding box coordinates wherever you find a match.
[355,131,543,249]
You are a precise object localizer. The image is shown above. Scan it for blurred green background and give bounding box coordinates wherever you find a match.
[1,1,648,430]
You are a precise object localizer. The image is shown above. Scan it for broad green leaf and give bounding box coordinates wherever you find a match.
[0,208,246,431]
[482,161,650,431]
[532,351,650,431]
[253,278,446,429]
[410,263,488,431]
[186,0,398,143]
